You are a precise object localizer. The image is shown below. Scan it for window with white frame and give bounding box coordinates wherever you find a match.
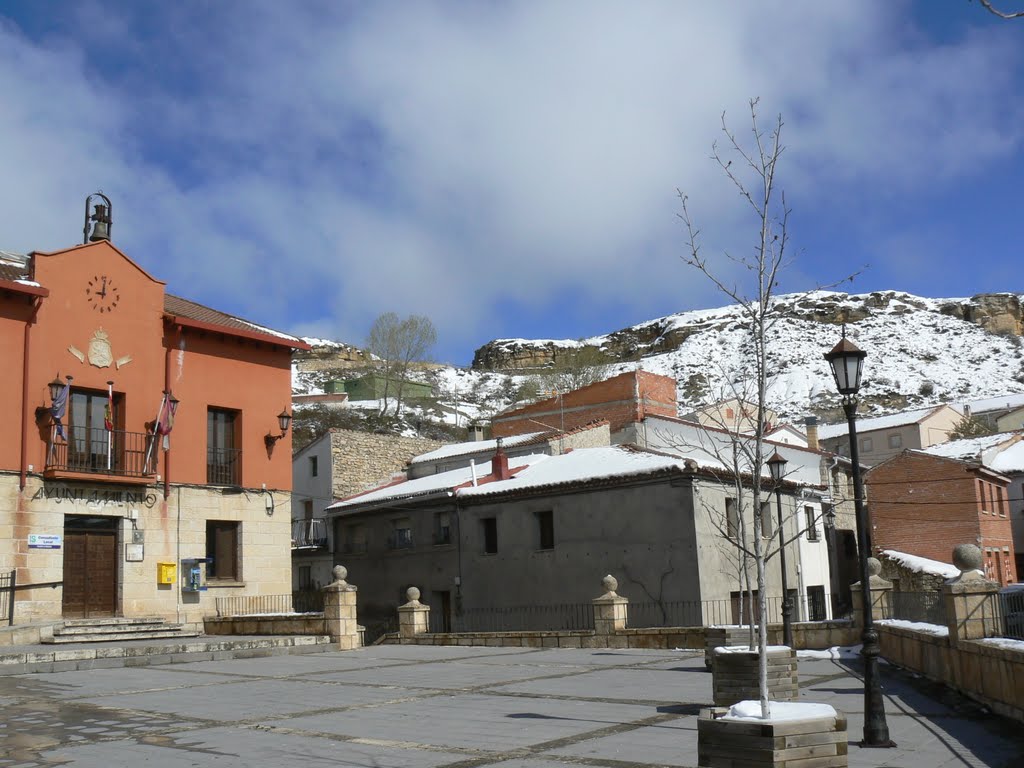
[804,506,819,541]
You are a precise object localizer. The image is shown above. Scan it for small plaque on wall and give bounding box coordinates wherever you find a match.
[125,543,144,562]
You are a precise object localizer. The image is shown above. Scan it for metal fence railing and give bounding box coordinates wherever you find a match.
[1000,589,1024,640]
[215,591,324,617]
[889,591,947,626]
[429,603,596,634]
[629,596,806,628]
[0,570,14,626]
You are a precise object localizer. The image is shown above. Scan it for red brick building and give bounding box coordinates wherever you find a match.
[491,370,677,439]
[865,451,1017,585]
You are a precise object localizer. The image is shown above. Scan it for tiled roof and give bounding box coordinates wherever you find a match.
[163,294,307,349]
[0,251,29,282]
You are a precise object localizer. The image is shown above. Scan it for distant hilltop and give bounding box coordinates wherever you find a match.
[470,291,1024,422]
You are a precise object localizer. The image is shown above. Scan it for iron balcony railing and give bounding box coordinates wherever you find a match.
[292,518,329,549]
[46,426,157,478]
[207,447,242,485]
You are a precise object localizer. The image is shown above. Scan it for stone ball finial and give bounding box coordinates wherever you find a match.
[332,565,348,583]
[953,543,983,573]
[406,586,421,603]
[866,557,881,578]
[601,574,618,595]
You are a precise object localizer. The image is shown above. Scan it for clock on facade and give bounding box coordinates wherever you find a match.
[86,275,120,313]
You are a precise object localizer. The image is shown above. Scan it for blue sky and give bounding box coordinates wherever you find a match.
[1,1,1022,365]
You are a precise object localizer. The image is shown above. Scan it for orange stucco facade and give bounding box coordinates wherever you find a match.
[1,240,306,629]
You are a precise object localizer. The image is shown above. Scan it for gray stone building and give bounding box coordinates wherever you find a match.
[325,441,836,631]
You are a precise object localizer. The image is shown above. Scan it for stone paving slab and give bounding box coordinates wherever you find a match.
[166,651,410,677]
[0,645,1021,767]
[75,677,415,723]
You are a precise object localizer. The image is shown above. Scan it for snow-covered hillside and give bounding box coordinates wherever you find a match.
[294,290,1024,428]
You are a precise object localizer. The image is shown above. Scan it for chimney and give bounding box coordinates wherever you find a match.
[804,416,819,451]
[491,437,511,480]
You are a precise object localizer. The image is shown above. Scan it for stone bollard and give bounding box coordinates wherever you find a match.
[592,575,628,637]
[322,565,360,650]
[398,587,430,641]
[943,544,1001,646]
[851,557,892,628]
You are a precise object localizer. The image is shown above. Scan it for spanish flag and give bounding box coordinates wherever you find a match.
[104,382,114,431]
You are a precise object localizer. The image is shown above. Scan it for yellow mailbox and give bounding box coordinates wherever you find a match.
[157,561,177,585]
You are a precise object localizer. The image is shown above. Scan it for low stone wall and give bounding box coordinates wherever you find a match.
[878,624,1024,723]
[205,614,327,636]
[387,621,856,651]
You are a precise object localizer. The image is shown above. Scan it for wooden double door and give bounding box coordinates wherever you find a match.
[62,516,119,618]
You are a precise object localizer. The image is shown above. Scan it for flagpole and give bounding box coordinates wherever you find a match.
[144,392,167,474]
[106,381,114,471]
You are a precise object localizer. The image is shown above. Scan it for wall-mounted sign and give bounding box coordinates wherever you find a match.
[31,485,157,509]
[125,543,144,562]
[28,534,62,549]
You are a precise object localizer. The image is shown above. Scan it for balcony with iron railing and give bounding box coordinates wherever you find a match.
[292,518,329,550]
[45,426,158,482]
[207,447,242,486]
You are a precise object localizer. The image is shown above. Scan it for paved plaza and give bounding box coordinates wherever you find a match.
[1,644,1021,767]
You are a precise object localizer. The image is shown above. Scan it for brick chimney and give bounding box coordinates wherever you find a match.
[804,416,819,451]
[491,437,511,480]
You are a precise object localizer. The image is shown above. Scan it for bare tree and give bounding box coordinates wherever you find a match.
[366,313,437,416]
[676,98,798,718]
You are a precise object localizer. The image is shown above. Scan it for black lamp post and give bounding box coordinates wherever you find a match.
[824,331,894,748]
[766,451,794,648]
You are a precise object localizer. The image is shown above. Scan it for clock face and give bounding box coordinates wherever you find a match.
[86,275,120,313]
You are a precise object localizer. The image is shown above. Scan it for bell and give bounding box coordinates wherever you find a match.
[88,219,110,242]
[88,204,110,241]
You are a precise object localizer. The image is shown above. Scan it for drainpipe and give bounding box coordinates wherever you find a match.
[163,325,178,499]
[19,297,44,491]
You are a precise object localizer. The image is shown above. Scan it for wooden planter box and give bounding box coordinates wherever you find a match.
[698,705,848,768]
[712,646,797,707]
[705,625,756,668]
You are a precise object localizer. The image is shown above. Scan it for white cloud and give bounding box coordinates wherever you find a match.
[0,2,1021,363]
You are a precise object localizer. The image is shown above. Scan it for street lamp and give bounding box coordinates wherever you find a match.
[766,451,793,648]
[824,331,894,748]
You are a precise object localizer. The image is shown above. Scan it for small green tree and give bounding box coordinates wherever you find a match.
[948,413,995,440]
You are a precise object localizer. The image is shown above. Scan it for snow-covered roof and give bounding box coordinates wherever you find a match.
[409,431,549,464]
[326,454,547,511]
[987,441,1024,473]
[881,550,960,580]
[329,440,825,513]
[919,433,1017,461]
[817,405,952,440]
[458,445,685,498]
[918,432,1024,473]
[961,392,1024,414]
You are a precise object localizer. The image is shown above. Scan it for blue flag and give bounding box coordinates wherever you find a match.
[51,380,70,440]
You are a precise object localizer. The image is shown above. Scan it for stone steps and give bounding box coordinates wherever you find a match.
[1,635,334,675]
[44,617,199,644]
